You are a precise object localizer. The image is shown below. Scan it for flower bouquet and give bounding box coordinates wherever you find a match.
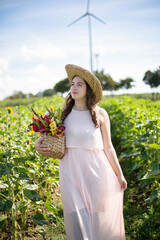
[29,106,66,159]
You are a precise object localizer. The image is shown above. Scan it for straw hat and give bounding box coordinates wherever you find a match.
[65,64,103,104]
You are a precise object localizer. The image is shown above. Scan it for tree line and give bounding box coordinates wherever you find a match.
[5,66,160,100]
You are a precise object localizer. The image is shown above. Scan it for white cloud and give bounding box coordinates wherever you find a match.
[20,43,66,61]
[0,75,18,100]
[146,63,160,71]
[95,42,155,56]
[0,58,9,75]
[20,64,56,94]
[0,58,12,100]
[0,64,53,100]
[28,64,50,79]
[26,64,51,90]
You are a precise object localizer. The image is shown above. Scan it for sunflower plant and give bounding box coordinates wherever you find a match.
[28,106,65,137]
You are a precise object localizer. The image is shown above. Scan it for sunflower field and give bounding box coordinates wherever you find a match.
[0,95,66,240]
[0,95,160,240]
[100,96,160,240]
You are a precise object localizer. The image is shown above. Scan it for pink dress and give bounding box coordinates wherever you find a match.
[59,106,126,240]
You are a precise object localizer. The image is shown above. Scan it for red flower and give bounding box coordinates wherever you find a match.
[31,124,39,132]
[44,115,52,124]
[56,125,65,135]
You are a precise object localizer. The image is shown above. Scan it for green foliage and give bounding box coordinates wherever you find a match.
[94,70,135,91]
[118,77,135,89]
[53,78,70,94]
[1,94,160,239]
[32,213,49,226]
[94,69,118,91]
[143,66,160,88]
[100,96,160,240]
[0,95,65,239]
[5,91,32,100]
[43,89,56,96]
[0,96,40,108]
[1,93,160,109]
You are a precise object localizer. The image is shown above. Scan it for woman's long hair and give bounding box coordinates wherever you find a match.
[61,78,99,128]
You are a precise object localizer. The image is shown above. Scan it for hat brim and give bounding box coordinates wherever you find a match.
[65,64,102,104]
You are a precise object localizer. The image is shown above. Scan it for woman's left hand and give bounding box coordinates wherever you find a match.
[117,174,128,190]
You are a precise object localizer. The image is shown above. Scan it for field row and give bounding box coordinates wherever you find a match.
[0,95,160,239]
[100,96,160,239]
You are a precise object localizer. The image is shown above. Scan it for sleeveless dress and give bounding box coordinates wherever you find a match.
[59,106,126,240]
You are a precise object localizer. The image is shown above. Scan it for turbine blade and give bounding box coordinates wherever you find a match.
[67,13,87,27]
[90,13,106,24]
[87,0,90,12]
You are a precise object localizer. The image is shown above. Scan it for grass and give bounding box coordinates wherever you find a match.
[0,92,160,109]
[0,97,39,108]
[103,92,160,101]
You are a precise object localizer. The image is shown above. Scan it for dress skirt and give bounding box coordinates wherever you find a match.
[59,147,126,240]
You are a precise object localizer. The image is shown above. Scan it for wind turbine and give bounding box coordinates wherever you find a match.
[67,0,105,73]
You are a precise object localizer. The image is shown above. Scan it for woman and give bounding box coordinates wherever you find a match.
[35,64,127,240]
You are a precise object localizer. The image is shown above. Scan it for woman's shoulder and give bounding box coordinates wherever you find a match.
[96,106,109,123]
[96,106,108,115]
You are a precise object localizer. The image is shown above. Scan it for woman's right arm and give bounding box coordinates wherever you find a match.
[34,137,51,157]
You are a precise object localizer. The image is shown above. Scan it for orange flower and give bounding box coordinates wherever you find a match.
[28,139,31,145]
[28,130,34,134]
[39,111,44,116]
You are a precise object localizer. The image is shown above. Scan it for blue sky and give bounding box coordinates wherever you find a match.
[0,0,160,100]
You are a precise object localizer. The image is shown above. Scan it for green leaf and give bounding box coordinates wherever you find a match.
[135,122,146,128]
[14,189,20,197]
[0,215,7,222]
[22,183,39,190]
[0,181,8,189]
[19,205,28,214]
[148,143,160,150]
[141,152,149,160]
[0,215,7,229]
[127,161,140,171]
[0,199,12,211]
[141,170,160,180]
[44,200,57,214]
[122,151,138,158]
[150,161,160,171]
[145,189,160,203]
[13,156,35,164]
[0,163,13,177]
[3,150,12,157]
[18,173,31,180]
[37,229,47,240]
[0,130,4,135]
[24,189,41,202]
[32,213,49,226]
[13,147,23,151]
[139,179,153,187]
[17,167,28,173]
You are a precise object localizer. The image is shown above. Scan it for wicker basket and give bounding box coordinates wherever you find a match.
[42,134,66,159]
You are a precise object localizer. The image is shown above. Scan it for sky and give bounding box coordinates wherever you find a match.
[0,0,160,100]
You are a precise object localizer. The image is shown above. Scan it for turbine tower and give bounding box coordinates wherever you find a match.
[67,0,105,73]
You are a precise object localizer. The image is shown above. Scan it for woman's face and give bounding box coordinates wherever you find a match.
[70,76,87,101]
